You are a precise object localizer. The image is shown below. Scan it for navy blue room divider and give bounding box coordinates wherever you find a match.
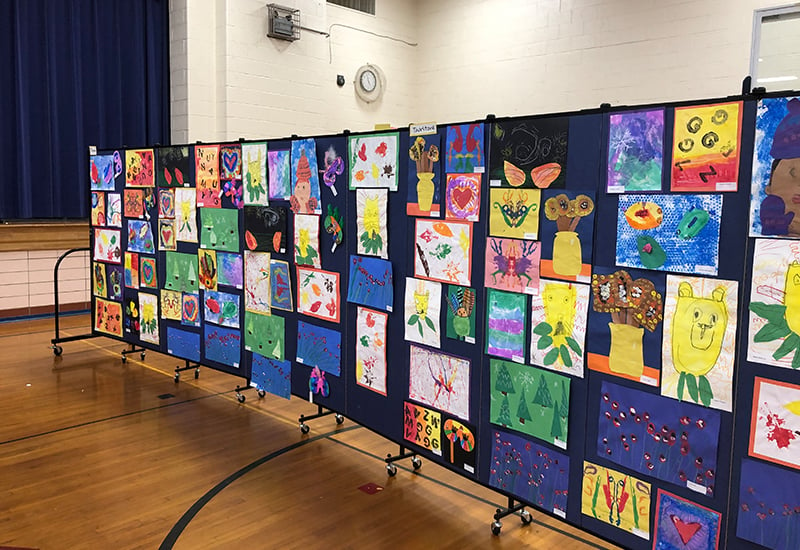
[90,90,800,550]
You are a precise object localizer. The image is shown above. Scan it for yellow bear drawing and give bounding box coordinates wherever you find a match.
[671,281,727,378]
[542,283,577,353]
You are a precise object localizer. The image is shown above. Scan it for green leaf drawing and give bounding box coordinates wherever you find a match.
[559,345,572,367]
[565,336,582,355]
[686,373,699,403]
[533,322,552,336]
[749,302,788,325]
[543,347,560,365]
[537,335,553,349]
[424,316,435,331]
[772,333,800,360]
[698,375,713,407]
[417,321,424,338]
[677,371,686,401]
[754,320,791,343]
[407,314,419,326]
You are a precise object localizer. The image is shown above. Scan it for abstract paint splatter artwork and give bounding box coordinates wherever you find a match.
[489,117,568,188]
[296,321,341,376]
[408,344,470,420]
[404,277,442,348]
[249,354,291,400]
[355,307,387,395]
[485,289,527,363]
[347,255,393,312]
[607,108,664,193]
[749,377,800,470]
[296,266,340,323]
[414,219,473,286]
[582,461,651,539]
[484,237,540,294]
[244,250,271,314]
[445,123,484,174]
[530,279,589,378]
[737,459,800,550]
[348,132,399,190]
[653,490,721,550]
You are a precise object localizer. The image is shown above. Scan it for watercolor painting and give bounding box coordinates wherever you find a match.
[662,275,738,411]
[127,220,155,254]
[158,188,175,219]
[217,252,243,289]
[181,292,200,327]
[653,489,721,550]
[107,193,122,227]
[737,459,800,550]
[490,359,570,448]
[296,266,340,323]
[93,228,121,264]
[195,145,220,207]
[296,321,341,376]
[616,194,722,276]
[269,259,293,312]
[294,213,321,268]
[200,207,239,252]
[749,377,800,470]
[317,138,346,196]
[348,132,399,190]
[582,461,651,539]
[355,307,387,395]
[404,277,442,348]
[139,257,157,289]
[441,416,477,473]
[244,205,287,254]
[347,255,393,312]
[407,134,441,217]
[485,289,527,363]
[166,326,200,362]
[125,149,154,187]
[539,190,595,282]
[156,146,189,188]
[408,345,470,420]
[203,290,240,328]
[249,354,291,400]
[219,145,242,181]
[244,311,284,360]
[244,250,271,314]
[489,117,568,188]
[530,279,590,378]
[749,95,800,237]
[445,123,485,173]
[175,188,197,243]
[91,192,105,226]
[290,138,321,215]
[268,149,291,200]
[488,188,541,240]
[198,248,217,291]
[489,430,569,516]
[414,219,473,286]
[445,174,481,221]
[164,252,198,293]
[124,252,139,289]
[90,153,119,191]
[242,142,268,205]
[94,298,122,337]
[445,285,476,343]
[357,188,389,258]
[607,108,664,193]
[485,237,540,294]
[160,289,181,320]
[204,325,241,368]
[403,401,442,454]
[597,381,721,495]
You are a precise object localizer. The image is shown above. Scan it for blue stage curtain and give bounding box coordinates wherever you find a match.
[0,0,170,220]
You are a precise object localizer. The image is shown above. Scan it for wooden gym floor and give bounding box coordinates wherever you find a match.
[0,314,619,549]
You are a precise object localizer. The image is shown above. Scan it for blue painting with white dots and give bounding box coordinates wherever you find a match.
[250,353,291,399]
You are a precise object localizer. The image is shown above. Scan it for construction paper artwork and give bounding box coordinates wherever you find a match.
[290,138,321,215]
[318,141,345,195]
[92,262,107,297]
[662,275,738,411]
[204,325,240,368]
[181,292,201,327]
[156,146,189,187]
[124,296,140,336]
[323,204,344,254]
[127,220,155,254]
[414,219,473,286]
[408,345,470,420]
[296,266,340,323]
[540,190,595,282]
[347,255,394,312]
[737,459,800,550]
[441,416,477,473]
[489,116,568,188]
[488,188,541,240]
[161,289,181,320]
[138,292,159,345]
[107,265,123,300]
[94,298,122,337]
[124,252,139,288]
[91,192,105,226]
[107,193,122,227]
[175,188,197,242]
[269,259,293,312]
[489,430,569,515]
[407,134,441,217]
[403,401,442,454]
[242,142,268,205]
[200,208,239,252]
[485,237,540,294]
[164,252,198,293]
[355,307,387,395]
[125,149,154,187]
[653,490,721,550]
[445,174,481,221]
[268,149,291,200]
[749,95,800,238]
[296,321,341,376]
[244,250,271,314]
[309,367,330,398]
[404,277,442,348]
[249,354,291,399]
[749,377,800,470]
[203,290,240,328]
[607,108,664,193]
[221,174,243,209]
[597,381,721,495]
[159,220,176,251]
[485,289,527,363]
[166,326,200,362]
[294,213,321,267]
[582,461,651,539]
[357,188,389,258]
[244,311,285,360]
[90,153,119,191]
[93,229,121,264]
[244,205,287,254]
[348,132,399,190]
[490,359,570,447]
[195,145,220,207]
[445,123,484,173]
[445,285,476,343]
[139,257,157,289]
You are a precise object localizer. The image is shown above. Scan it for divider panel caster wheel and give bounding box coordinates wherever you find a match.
[258,390,266,398]
[386,463,397,477]
[53,345,63,356]
[335,414,344,425]
[194,368,200,379]
[300,423,310,434]
[236,393,246,403]
[140,351,146,360]
[121,355,127,364]
[520,509,532,525]
[411,456,422,470]
[491,521,502,536]
[174,372,180,383]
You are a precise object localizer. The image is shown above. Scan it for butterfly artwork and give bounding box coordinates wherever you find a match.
[156,146,190,187]
[357,188,389,258]
[489,117,568,189]
[127,220,155,254]
[94,298,123,337]
[294,213,321,268]
[93,229,121,264]
[123,189,145,219]
[403,401,442,453]
[414,219,473,286]
[445,285,476,343]
[408,345,470,420]
[195,145,220,207]
[204,324,241,368]
[91,192,106,226]
[290,138,321,215]
[445,123,485,174]
[653,490,721,550]
[296,266,340,323]
[582,461,651,539]
[138,292,159,345]
[348,132,399,190]
[489,188,541,240]
[90,153,119,191]
[166,326,200,362]
[355,307,388,395]
[309,366,330,398]
[607,108,665,193]
[107,193,122,227]
[181,292,201,327]
[268,149,291,200]
[318,141,345,196]
[244,250,271,314]
[242,142,268,206]
[175,188,197,242]
[203,290,240,328]
[249,354,291,400]
[217,252,243,289]
[484,237,540,294]
[404,277,442,348]
[269,259,293,312]
[198,249,218,291]
[347,255,393,312]
[296,321,341,376]
[125,149,155,187]
[244,205,287,254]
[445,174,481,221]
[244,311,284,360]
[160,289,182,320]
[200,207,240,252]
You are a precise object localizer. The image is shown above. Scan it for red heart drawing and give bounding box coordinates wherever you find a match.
[222,151,239,175]
[670,515,702,545]
[183,298,198,321]
[452,186,474,210]
[161,226,173,244]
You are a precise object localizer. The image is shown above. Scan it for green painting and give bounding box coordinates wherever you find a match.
[164,251,198,293]
[200,207,240,252]
[490,359,570,447]
[244,311,285,360]
[445,285,476,343]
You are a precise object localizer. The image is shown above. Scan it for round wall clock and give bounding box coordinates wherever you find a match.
[354,64,385,103]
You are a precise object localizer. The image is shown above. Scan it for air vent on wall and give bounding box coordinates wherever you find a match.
[267,4,300,41]
[327,0,375,16]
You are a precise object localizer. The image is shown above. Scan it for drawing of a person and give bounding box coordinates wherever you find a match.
[762,98,800,236]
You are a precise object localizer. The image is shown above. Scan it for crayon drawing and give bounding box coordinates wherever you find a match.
[294,213,321,268]
[249,354,291,399]
[107,193,122,227]
[445,174,481,221]
[268,149,291,200]
[91,192,105,226]
[200,208,239,252]
[90,153,118,191]
[409,345,470,420]
[445,123,484,173]
[217,252,243,289]
[204,325,241,368]
[296,266,340,323]
[290,138,321,215]
[94,298,122,337]
[242,142,268,205]
[348,132,399,190]
[485,237,540,294]
[445,285,476,343]
[404,277,442,348]
[195,145,220,207]
[530,279,589,378]
[355,307,387,395]
[244,250,271,314]
[485,289,527,363]
[737,459,800,550]
[607,108,664,193]
[175,188,197,243]
[403,402,442,454]
[156,146,189,187]
[93,229,121,264]
[127,220,155,254]
[653,490,721,550]
[138,292,159,345]
[357,188,389,258]
[582,461,651,539]
[749,377,800,470]
[270,259,293,312]
[244,205,287,254]
[203,290,240,328]
[414,219,472,286]
[125,149,154,187]
[489,117,568,188]
[540,191,595,282]
[488,188,541,240]
[407,134,441,217]
[347,255,393,312]
[166,326,200,362]
[244,311,285,360]
[296,321,341,376]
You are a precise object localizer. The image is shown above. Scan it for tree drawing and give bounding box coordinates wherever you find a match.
[559,380,569,418]
[532,376,553,408]
[496,395,513,426]
[516,387,532,424]
[551,400,563,440]
[495,362,516,395]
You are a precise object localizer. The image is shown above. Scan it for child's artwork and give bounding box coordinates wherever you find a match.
[90,153,119,191]
[293,214,321,267]
[445,123,484,173]
[139,257,157,289]
[244,311,284,360]
[244,205,287,254]
[662,275,738,411]
[598,381,721,494]
[204,325,240,368]
[296,266,340,323]
[589,268,665,385]
[164,252,198,293]
[195,145,220,207]
[445,285,476,343]
[582,461,651,539]
[166,326,200,362]
[530,279,590,378]
[348,132,399,190]
[737,459,800,550]
[91,192,105,226]
[107,193,122,227]
[268,149,291,200]
[93,229,121,263]
[309,366,330,399]
[107,265,123,300]
[607,108,664,193]
[124,189,144,218]
[217,252,243,289]
[244,250,271,314]
[181,292,200,327]
[408,345,470,420]
[221,178,243,210]
[485,289,527,363]
[749,96,800,237]
[540,191,595,282]
[653,490,721,550]
[127,220,155,254]
[219,145,242,181]
[347,255,393,312]
[200,208,239,252]
[485,237,540,294]
[357,188,389,258]
[445,174,481,221]
[441,416,477,473]
[92,262,107,297]
[198,249,217,290]
[404,278,442,348]
[124,296,140,336]
[489,430,569,516]
[160,289,181,320]
[203,290,240,328]
[747,238,800,369]
[156,146,189,187]
[414,219,472,286]
[488,188,541,239]
[355,307,387,395]
[249,354,291,400]
[125,149,154,187]
[318,140,345,196]
[671,101,742,192]
[489,116,568,188]
[124,252,139,288]
[242,142,268,205]
[407,134,441,217]
[616,194,722,275]
[403,401,442,454]
[138,292,159,345]
[158,188,175,219]
[175,188,197,242]
[290,138,321,215]
[269,259,293,312]
[490,359,570,448]
[749,377,800,469]
[323,203,344,253]
[296,321,341,376]
[94,298,123,337]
